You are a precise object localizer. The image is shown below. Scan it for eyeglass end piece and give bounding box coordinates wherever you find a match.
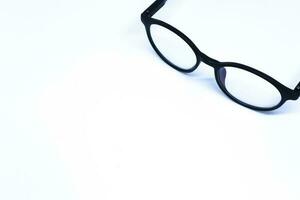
[293,82,300,100]
[141,0,168,21]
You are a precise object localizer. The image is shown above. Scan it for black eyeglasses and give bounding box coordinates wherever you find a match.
[141,0,300,111]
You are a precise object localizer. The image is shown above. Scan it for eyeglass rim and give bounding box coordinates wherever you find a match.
[145,20,201,73]
[214,63,286,111]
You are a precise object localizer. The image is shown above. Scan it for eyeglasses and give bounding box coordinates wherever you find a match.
[141,0,300,111]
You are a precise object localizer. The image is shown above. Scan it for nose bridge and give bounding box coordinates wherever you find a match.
[197,51,220,68]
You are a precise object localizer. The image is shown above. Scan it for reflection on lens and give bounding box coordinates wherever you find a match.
[150,24,197,70]
[220,67,282,108]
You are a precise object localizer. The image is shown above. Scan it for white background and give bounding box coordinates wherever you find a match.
[0,0,300,199]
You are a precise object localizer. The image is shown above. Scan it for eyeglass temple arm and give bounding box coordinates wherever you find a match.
[141,0,167,20]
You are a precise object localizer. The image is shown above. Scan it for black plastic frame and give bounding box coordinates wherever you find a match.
[141,0,300,111]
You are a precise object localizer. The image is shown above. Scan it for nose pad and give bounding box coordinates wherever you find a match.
[219,68,227,85]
